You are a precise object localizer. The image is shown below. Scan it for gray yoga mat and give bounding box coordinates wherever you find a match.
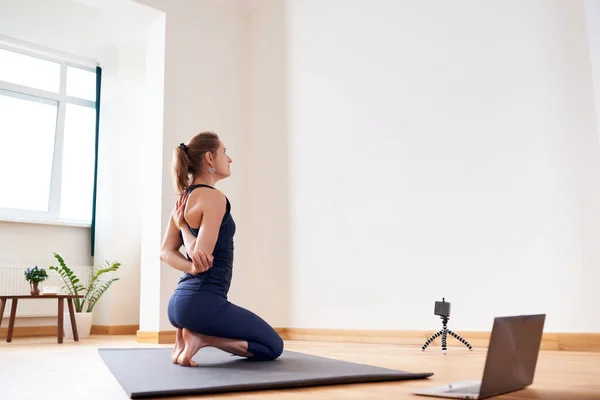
[99,347,433,399]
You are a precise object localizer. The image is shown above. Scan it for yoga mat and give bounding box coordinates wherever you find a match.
[99,347,433,399]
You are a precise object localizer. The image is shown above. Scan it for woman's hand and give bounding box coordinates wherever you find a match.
[189,250,214,274]
[171,191,189,229]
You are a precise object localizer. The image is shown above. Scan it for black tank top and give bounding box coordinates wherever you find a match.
[177,184,236,296]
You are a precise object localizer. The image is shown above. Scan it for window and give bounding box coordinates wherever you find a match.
[0,45,99,226]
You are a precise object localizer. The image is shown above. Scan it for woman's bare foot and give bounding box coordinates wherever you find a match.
[172,328,184,364]
[177,328,211,367]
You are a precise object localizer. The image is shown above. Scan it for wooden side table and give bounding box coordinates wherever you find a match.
[0,294,84,343]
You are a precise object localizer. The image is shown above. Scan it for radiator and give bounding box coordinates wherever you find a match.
[1,264,93,318]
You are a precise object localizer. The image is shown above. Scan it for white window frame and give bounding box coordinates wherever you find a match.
[0,40,98,227]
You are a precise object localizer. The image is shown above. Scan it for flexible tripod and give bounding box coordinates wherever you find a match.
[421,316,473,354]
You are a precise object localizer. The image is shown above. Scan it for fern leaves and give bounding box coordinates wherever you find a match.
[86,278,120,312]
[49,253,84,295]
[48,253,120,313]
[91,260,121,283]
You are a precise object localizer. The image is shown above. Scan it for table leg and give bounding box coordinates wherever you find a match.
[0,299,6,329]
[7,299,18,343]
[57,298,64,344]
[67,298,79,341]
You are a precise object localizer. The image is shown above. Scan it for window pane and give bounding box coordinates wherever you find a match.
[0,49,60,92]
[66,66,96,101]
[0,92,57,211]
[60,104,96,222]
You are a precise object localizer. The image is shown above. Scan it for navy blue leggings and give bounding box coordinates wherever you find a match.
[168,288,284,361]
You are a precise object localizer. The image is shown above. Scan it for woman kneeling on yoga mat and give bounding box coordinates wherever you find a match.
[160,131,284,366]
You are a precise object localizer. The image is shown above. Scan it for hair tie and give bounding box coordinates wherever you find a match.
[179,143,189,153]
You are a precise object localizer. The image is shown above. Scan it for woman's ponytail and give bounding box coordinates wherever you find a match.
[173,143,192,194]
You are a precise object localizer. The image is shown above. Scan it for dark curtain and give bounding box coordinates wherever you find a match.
[91,66,102,257]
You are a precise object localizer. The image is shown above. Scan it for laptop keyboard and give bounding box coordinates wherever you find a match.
[447,384,481,394]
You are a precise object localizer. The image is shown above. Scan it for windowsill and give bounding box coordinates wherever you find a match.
[0,215,91,228]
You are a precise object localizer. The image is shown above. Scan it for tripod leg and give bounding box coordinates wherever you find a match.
[421,330,442,351]
[442,327,447,354]
[447,330,473,350]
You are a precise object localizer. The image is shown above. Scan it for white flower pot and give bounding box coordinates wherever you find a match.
[64,311,93,339]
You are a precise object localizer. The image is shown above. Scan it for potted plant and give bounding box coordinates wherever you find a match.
[24,266,49,295]
[49,252,121,339]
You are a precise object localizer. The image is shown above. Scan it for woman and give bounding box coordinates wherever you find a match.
[160,131,284,366]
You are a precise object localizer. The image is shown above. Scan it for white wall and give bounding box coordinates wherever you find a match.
[245,0,290,327]
[286,0,600,333]
[582,0,600,333]
[138,10,166,333]
[3,0,599,336]
[92,42,148,326]
[0,222,91,267]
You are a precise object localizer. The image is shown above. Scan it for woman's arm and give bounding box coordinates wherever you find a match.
[186,189,227,265]
[174,191,214,272]
[159,216,194,274]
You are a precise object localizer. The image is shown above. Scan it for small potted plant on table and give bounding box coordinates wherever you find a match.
[24,266,49,295]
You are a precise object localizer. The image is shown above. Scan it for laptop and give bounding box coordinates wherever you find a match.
[413,314,546,399]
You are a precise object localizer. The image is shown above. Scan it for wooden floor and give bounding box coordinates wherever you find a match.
[1,335,599,400]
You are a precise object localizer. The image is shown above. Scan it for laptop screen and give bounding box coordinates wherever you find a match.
[479,314,546,398]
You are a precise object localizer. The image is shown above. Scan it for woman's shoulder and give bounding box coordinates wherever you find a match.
[187,185,227,211]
